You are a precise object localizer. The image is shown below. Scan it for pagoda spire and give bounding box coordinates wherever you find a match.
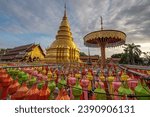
[56,2,73,41]
[64,2,67,17]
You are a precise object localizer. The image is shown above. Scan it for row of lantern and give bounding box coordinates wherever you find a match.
[1,65,150,100]
[0,67,104,100]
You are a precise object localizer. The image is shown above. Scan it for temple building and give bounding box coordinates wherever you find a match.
[80,55,100,65]
[44,6,80,64]
[0,43,45,62]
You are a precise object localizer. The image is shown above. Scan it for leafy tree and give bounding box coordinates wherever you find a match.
[143,52,150,65]
[120,43,142,65]
[111,53,123,58]
[80,52,87,56]
[119,53,128,64]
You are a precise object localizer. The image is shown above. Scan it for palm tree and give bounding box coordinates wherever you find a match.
[121,43,142,64]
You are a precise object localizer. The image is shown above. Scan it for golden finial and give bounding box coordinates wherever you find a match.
[100,16,103,30]
[64,2,67,17]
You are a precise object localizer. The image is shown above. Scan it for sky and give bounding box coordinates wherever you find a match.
[0,0,150,57]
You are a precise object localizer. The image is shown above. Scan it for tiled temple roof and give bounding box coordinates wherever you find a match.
[0,43,44,61]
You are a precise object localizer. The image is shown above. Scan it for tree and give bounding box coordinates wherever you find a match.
[0,48,6,54]
[143,52,150,65]
[80,52,87,56]
[119,53,128,64]
[120,43,142,65]
[111,53,123,58]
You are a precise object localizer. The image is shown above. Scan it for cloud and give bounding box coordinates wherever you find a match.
[0,0,150,57]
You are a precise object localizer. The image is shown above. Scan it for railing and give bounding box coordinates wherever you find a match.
[119,64,150,70]
[118,64,150,80]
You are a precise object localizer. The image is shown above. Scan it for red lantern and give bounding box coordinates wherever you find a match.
[8,80,20,95]
[11,83,28,100]
[25,84,39,100]
[0,69,6,74]
[0,69,7,82]
[1,86,9,100]
[1,75,13,87]
[118,70,123,77]
[45,66,48,75]
[38,83,50,100]
[56,88,70,100]
[0,69,11,100]
[82,69,86,76]
[0,83,2,99]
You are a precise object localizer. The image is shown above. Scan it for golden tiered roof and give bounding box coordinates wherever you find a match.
[44,6,80,64]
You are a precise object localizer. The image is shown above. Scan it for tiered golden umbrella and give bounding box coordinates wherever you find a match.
[83,17,126,69]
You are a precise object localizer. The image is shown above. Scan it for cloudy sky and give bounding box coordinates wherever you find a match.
[0,0,150,57]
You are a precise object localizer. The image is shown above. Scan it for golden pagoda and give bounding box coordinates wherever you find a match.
[44,6,80,64]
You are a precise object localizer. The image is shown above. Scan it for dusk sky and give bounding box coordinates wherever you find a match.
[0,0,150,57]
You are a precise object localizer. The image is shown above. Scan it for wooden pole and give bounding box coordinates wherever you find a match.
[100,42,106,70]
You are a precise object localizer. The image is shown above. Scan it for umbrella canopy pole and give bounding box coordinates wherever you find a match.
[99,42,106,69]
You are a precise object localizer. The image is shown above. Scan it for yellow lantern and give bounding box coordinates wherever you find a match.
[87,72,93,81]
[47,71,52,81]
[108,75,115,82]
[99,75,105,82]
[42,68,47,75]
[121,72,129,81]
[147,70,150,75]
[75,73,81,79]
[53,73,57,80]
[108,75,115,98]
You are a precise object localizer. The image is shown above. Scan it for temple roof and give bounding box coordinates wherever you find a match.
[0,43,45,61]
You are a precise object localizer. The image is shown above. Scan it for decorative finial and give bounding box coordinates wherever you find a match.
[100,16,103,30]
[64,2,67,17]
